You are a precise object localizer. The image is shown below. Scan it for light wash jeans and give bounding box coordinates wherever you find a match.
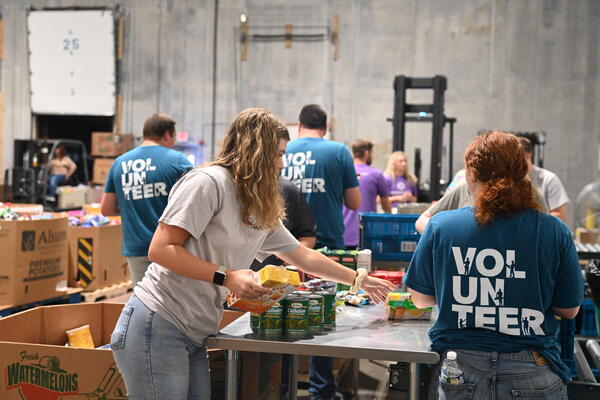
[111,295,210,400]
[126,256,151,288]
[430,349,567,400]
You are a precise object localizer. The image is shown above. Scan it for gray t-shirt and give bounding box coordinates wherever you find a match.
[426,181,549,216]
[529,165,569,212]
[135,166,299,345]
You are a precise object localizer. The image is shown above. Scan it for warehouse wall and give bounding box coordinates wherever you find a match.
[1,0,599,223]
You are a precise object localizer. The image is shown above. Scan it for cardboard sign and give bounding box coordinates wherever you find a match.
[0,216,69,306]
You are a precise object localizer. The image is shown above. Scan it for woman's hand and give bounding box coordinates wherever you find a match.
[360,276,395,304]
[224,269,270,299]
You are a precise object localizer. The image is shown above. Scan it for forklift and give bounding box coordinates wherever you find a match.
[3,139,90,210]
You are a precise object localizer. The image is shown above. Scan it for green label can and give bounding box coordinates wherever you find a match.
[317,290,336,329]
[259,303,283,337]
[283,295,308,337]
[250,312,260,334]
[307,294,324,334]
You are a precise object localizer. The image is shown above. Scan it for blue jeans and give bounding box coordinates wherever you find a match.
[47,174,65,197]
[111,295,210,400]
[309,356,336,400]
[430,349,567,400]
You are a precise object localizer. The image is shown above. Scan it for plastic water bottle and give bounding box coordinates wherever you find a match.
[439,351,464,385]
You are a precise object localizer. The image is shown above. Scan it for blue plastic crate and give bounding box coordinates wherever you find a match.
[360,213,420,236]
[359,213,421,261]
[578,298,598,337]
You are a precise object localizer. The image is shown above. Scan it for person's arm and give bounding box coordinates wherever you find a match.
[343,186,361,210]
[551,224,584,319]
[298,236,316,249]
[551,306,580,319]
[550,204,568,223]
[277,244,395,303]
[415,211,432,234]
[66,157,77,178]
[408,288,437,308]
[100,193,120,216]
[149,223,268,299]
[380,196,392,213]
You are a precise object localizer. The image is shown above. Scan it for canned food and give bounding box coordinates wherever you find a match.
[307,294,324,334]
[250,312,260,334]
[259,303,283,337]
[283,295,308,337]
[316,290,336,329]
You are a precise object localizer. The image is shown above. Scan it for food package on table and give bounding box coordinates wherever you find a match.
[386,292,432,320]
[226,265,301,313]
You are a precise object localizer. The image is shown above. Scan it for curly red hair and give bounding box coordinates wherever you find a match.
[464,131,542,225]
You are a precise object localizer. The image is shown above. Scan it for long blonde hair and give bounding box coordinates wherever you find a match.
[384,151,417,185]
[210,108,290,229]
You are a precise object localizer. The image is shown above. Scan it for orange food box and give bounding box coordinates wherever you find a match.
[226,265,301,313]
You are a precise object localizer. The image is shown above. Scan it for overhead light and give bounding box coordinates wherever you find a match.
[240,14,247,23]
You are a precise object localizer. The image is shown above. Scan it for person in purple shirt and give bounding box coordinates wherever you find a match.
[343,139,392,249]
[384,151,418,207]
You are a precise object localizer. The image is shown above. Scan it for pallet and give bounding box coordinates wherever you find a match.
[0,288,83,317]
[81,280,132,303]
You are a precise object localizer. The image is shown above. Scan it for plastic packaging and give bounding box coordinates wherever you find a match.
[439,351,465,385]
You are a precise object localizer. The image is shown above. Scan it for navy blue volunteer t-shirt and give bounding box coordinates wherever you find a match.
[282,137,359,249]
[404,207,583,383]
[105,146,193,256]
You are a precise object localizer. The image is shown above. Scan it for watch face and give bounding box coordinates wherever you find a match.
[213,270,226,286]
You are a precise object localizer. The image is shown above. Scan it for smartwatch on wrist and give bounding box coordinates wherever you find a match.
[213,265,227,286]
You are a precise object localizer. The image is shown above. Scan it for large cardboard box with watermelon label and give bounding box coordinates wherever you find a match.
[0,303,245,399]
[0,216,69,306]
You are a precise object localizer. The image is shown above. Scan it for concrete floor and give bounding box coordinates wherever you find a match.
[103,291,414,399]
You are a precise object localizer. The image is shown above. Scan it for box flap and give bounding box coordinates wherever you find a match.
[42,303,103,346]
[0,307,44,344]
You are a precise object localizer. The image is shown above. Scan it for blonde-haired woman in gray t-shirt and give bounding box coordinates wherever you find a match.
[110,108,395,399]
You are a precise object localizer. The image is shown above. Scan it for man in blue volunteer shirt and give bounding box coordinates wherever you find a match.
[100,113,193,287]
[282,104,361,400]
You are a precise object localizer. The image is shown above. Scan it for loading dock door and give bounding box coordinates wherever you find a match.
[27,10,116,116]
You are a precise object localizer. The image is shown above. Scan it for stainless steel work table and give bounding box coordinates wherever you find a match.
[207,304,439,400]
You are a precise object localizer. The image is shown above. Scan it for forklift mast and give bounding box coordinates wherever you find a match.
[391,75,456,201]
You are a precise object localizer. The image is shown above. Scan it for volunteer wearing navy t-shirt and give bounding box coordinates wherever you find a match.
[405,131,583,399]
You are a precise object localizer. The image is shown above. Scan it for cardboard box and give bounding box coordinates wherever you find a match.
[68,224,129,290]
[0,303,244,400]
[56,186,89,209]
[1,203,44,214]
[0,216,69,306]
[87,185,105,203]
[92,158,115,185]
[242,353,282,400]
[91,132,135,157]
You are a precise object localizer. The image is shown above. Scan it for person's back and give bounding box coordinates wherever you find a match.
[282,105,359,250]
[101,113,192,287]
[342,139,391,248]
[419,208,578,380]
[405,131,582,399]
[108,146,191,253]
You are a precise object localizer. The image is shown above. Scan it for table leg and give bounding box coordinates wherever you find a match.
[288,354,298,400]
[226,350,239,400]
[408,362,421,400]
